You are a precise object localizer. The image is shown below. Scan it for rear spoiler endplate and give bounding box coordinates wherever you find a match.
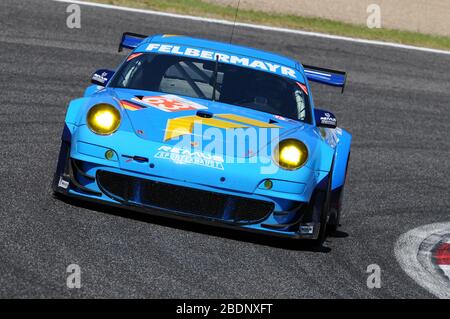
[118,32,148,52]
[303,65,347,93]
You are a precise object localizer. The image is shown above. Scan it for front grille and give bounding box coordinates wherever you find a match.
[96,170,274,224]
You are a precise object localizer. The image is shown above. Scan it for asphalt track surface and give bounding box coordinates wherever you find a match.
[1,0,449,298]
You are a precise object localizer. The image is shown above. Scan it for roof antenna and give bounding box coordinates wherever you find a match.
[229,0,241,44]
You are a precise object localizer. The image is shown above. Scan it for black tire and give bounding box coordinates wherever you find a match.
[313,172,332,246]
[327,183,343,234]
[327,189,342,233]
[327,154,350,234]
[301,167,332,247]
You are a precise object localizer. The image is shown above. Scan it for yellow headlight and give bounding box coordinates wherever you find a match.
[275,139,308,170]
[86,103,121,135]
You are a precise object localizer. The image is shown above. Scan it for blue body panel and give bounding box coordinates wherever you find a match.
[56,34,352,239]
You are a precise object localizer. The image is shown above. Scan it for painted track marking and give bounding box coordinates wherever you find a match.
[395,222,450,299]
[433,238,450,280]
[53,0,450,56]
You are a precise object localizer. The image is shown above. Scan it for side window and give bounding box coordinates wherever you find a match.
[295,90,307,121]
[113,58,144,88]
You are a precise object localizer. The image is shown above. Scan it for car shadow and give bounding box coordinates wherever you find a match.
[328,230,349,238]
[55,193,349,253]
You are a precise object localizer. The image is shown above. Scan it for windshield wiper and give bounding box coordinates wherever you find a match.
[211,55,219,101]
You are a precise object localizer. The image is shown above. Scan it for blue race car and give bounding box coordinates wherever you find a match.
[53,33,351,245]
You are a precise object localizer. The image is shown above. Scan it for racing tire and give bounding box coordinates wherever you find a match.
[303,170,332,247]
[314,172,332,246]
[327,187,343,234]
[327,154,350,234]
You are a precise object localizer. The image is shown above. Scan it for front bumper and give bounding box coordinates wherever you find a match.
[53,140,322,239]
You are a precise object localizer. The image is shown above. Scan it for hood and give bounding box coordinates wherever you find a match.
[109,88,312,159]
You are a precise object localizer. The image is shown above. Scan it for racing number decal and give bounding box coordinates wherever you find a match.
[132,95,208,112]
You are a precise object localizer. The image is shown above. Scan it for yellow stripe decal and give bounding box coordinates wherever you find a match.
[164,116,249,141]
[215,114,280,128]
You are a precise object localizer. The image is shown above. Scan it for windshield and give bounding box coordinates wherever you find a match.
[110,53,311,123]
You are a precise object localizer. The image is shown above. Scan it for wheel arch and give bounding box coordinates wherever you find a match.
[331,129,352,191]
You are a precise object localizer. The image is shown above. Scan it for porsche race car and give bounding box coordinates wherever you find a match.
[53,33,352,245]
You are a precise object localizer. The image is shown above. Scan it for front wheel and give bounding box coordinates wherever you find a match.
[302,171,332,247]
[327,187,343,233]
[327,154,350,234]
[314,174,332,246]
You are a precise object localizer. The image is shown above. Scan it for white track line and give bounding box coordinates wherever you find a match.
[440,265,450,280]
[53,0,450,56]
[395,222,450,299]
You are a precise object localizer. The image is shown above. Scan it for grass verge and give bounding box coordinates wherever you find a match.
[87,0,450,51]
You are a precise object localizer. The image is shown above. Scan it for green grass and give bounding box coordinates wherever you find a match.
[88,0,450,51]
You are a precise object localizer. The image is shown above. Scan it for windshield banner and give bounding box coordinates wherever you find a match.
[142,43,301,80]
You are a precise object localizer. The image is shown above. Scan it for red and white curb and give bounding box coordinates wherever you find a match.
[433,237,450,281]
[395,222,450,299]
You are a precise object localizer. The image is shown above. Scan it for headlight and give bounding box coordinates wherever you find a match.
[274,139,308,170]
[86,103,121,135]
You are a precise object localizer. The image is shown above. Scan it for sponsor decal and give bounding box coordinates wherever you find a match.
[144,43,299,79]
[164,113,279,141]
[127,52,143,61]
[132,95,208,112]
[92,72,109,84]
[320,112,336,126]
[155,146,224,170]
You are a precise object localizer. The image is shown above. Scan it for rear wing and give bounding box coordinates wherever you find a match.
[118,32,148,52]
[303,65,347,93]
[117,34,348,93]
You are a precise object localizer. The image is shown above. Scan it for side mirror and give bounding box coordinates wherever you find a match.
[91,69,115,86]
[315,109,337,128]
